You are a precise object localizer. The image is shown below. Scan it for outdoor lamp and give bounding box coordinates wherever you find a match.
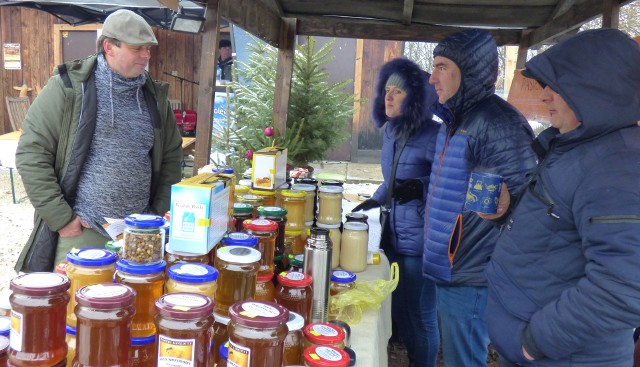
[170,11,205,33]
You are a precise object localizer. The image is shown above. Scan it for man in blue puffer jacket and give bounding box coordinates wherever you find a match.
[486,28,640,367]
[423,29,538,366]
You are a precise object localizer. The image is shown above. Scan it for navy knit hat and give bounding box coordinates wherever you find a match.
[219,39,231,48]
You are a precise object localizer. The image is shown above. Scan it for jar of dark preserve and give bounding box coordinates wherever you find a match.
[232,203,254,232]
[257,206,288,268]
[275,271,313,324]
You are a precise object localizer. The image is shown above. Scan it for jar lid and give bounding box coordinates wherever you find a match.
[292,183,316,192]
[0,336,8,357]
[318,185,344,194]
[219,341,229,360]
[281,189,306,198]
[277,271,312,287]
[222,232,259,247]
[213,312,231,325]
[124,213,165,227]
[10,272,70,296]
[287,253,304,267]
[0,316,10,337]
[284,229,303,236]
[233,202,254,214]
[75,283,136,309]
[131,335,156,346]
[311,227,330,236]
[238,179,252,187]
[229,301,289,328]
[116,259,166,274]
[239,194,262,202]
[235,185,249,194]
[303,323,346,345]
[342,222,368,231]
[216,246,262,264]
[66,325,76,336]
[104,240,122,252]
[331,270,357,283]
[303,345,349,367]
[320,180,344,187]
[155,293,214,319]
[55,261,69,275]
[257,273,274,282]
[297,178,318,185]
[249,188,276,196]
[242,218,278,231]
[168,263,219,283]
[345,212,368,221]
[257,206,288,217]
[316,222,341,229]
[286,311,304,331]
[222,168,234,174]
[66,248,117,266]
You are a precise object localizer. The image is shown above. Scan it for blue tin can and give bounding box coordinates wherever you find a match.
[465,172,503,214]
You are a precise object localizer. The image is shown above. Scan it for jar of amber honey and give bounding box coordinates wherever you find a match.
[302,345,349,367]
[227,301,289,367]
[281,190,306,231]
[237,194,263,217]
[114,260,166,338]
[131,335,156,367]
[74,283,136,367]
[284,311,305,366]
[317,186,344,225]
[155,293,214,367]
[65,248,117,328]
[213,246,261,316]
[9,272,70,367]
[329,270,356,296]
[65,326,75,367]
[242,218,278,277]
[315,222,342,269]
[165,263,218,300]
[275,271,313,324]
[250,188,277,207]
[164,243,210,272]
[292,183,317,224]
[210,313,230,365]
[285,230,306,256]
[302,323,346,350]
[255,273,275,302]
[257,206,288,269]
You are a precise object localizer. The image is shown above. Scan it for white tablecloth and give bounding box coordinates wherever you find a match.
[0,131,20,169]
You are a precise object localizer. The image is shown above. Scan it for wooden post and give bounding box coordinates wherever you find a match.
[504,45,518,96]
[602,0,620,28]
[272,18,296,139]
[350,38,364,163]
[515,30,531,70]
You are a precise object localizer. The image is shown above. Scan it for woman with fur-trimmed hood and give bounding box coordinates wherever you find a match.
[352,57,440,367]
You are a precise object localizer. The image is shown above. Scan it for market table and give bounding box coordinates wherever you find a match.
[0,130,21,203]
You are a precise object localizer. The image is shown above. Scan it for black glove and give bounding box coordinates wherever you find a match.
[352,198,380,212]
[393,179,423,204]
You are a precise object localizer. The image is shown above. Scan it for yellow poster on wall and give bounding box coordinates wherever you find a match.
[3,43,21,70]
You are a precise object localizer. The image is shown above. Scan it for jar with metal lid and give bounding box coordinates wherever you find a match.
[275,271,313,324]
[285,230,306,257]
[65,326,75,367]
[345,212,368,228]
[339,222,369,273]
[131,335,156,367]
[217,341,229,367]
[281,190,306,231]
[297,178,318,187]
[104,240,123,257]
[317,186,344,225]
[237,194,263,217]
[164,243,210,273]
[242,218,278,276]
[250,188,277,207]
[210,313,230,365]
[155,293,214,367]
[65,248,117,328]
[221,231,258,248]
[74,283,136,367]
[302,345,349,367]
[213,246,261,316]
[320,180,344,187]
[257,206,288,265]
[9,272,70,367]
[232,203,254,232]
[292,183,317,224]
[0,336,8,367]
[227,301,289,367]
[329,270,357,296]
[122,214,166,264]
[315,223,342,269]
[281,311,303,366]
[287,253,304,272]
[165,263,219,300]
[114,259,166,338]
[302,323,346,350]
[235,184,249,197]
[238,178,252,188]
[255,273,275,302]
[0,316,10,337]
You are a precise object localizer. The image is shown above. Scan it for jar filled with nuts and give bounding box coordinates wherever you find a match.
[122,214,166,264]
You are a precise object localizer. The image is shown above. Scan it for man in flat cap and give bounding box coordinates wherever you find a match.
[218,39,233,81]
[15,9,182,272]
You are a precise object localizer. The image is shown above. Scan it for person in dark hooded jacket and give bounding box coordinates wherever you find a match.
[423,29,537,366]
[352,57,440,367]
[486,28,640,367]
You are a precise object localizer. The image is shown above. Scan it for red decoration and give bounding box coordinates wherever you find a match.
[245,149,254,160]
[264,127,274,137]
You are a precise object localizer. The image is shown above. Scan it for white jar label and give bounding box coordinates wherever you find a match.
[228,340,251,367]
[286,272,305,281]
[241,302,280,318]
[315,346,344,361]
[164,294,208,308]
[157,334,195,367]
[77,249,109,259]
[312,324,339,337]
[178,264,208,275]
[85,284,128,298]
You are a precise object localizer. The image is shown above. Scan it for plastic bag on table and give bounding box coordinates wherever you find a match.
[328,262,399,324]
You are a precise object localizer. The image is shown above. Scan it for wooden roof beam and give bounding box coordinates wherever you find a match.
[403,0,415,25]
[219,0,283,48]
[602,0,620,28]
[272,18,296,138]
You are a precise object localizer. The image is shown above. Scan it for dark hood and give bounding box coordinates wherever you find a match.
[524,28,640,145]
[372,57,438,139]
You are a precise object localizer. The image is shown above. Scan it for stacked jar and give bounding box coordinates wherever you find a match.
[276,271,313,324]
[165,263,218,300]
[242,218,278,277]
[210,312,231,364]
[284,311,305,366]
[232,202,254,232]
[292,183,317,226]
[236,194,263,217]
[340,222,369,273]
[213,246,262,316]
[221,232,259,248]
[122,214,166,265]
[315,222,342,269]
[164,243,210,274]
[257,206,288,279]
[280,190,306,232]
[250,188,277,207]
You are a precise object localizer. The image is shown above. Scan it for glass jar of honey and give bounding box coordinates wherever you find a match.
[257,206,288,267]
[345,212,369,228]
[284,311,305,366]
[275,271,313,324]
[155,293,214,367]
[114,259,165,338]
[65,248,117,328]
[9,272,70,367]
[281,190,306,231]
[232,203,254,232]
[122,214,166,264]
[237,194,263,217]
[302,323,346,350]
[165,263,218,300]
[250,188,277,207]
[65,326,75,367]
[339,222,369,273]
[287,253,304,272]
[292,183,317,224]
[74,283,136,367]
[227,301,289,367]
[210,313,230,365]
[0,336,9,367]
[131,335,156,367]
[255,273,275,302]
[221,232,258,248]
[317,186,344,225]
[242,218,278,277]
[217,341,229,367]
[285,230,306,256]
[302,345,349,367]
[315,222,342,269]
[330,270,357,296]
[213,246,261,316]
[164,243,210,273]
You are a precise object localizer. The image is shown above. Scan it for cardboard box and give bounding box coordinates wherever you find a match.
[251,147,288,190]
[169,173,230,254]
